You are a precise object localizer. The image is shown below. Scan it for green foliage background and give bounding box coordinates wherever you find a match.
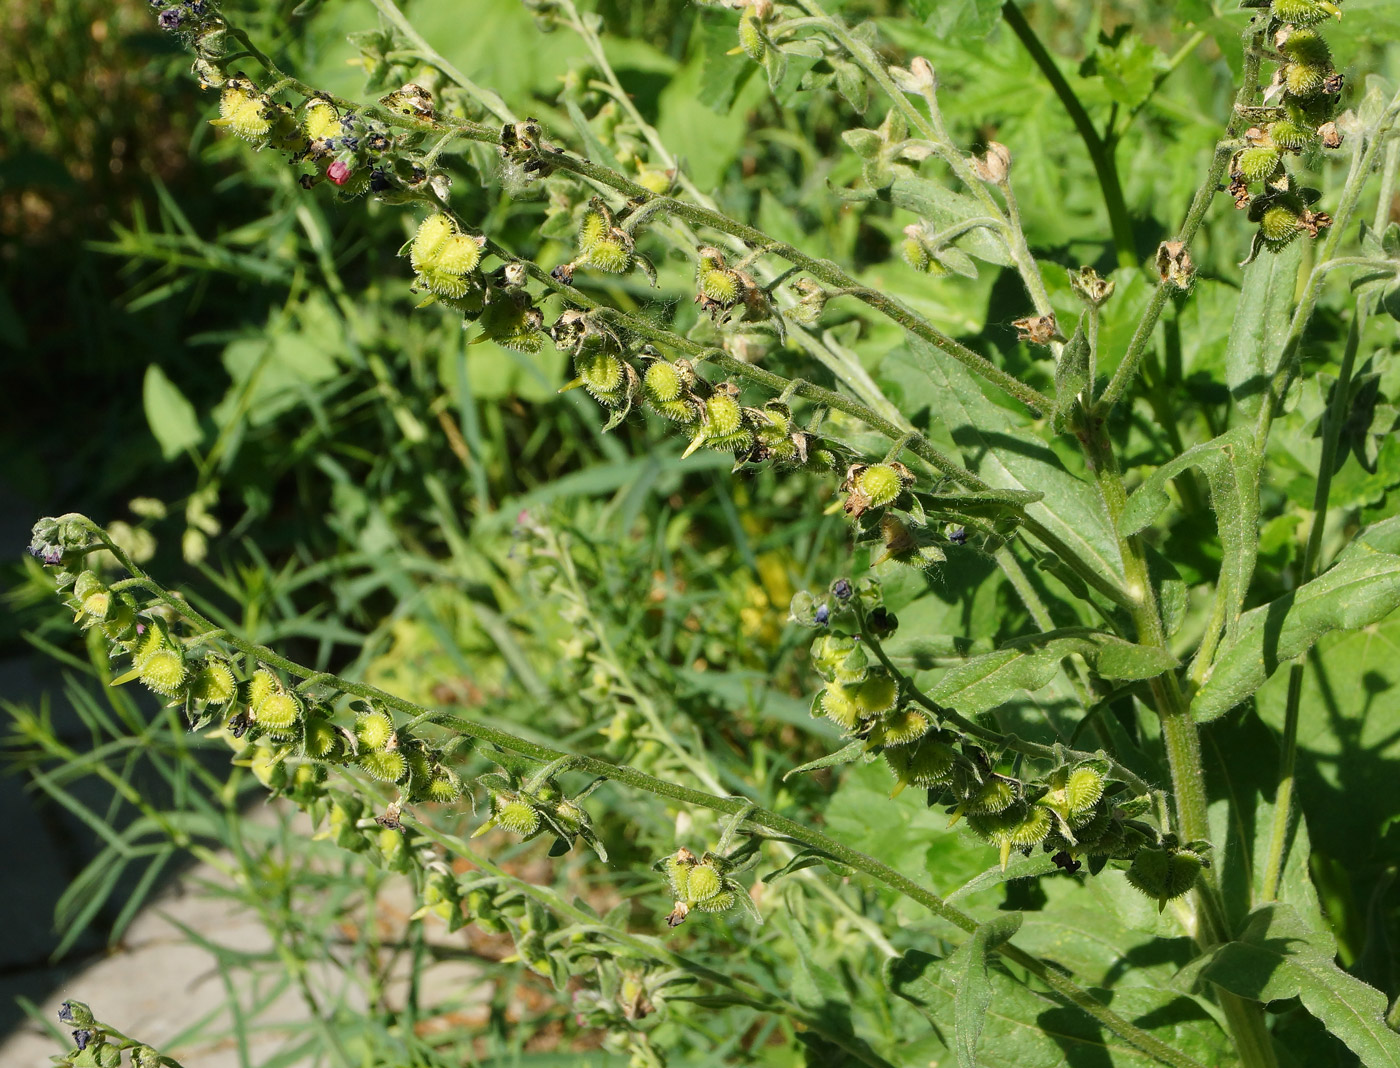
[3,0,1400,1065]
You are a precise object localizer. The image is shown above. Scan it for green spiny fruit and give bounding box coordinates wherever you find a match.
[578,352,627,405]
[664,849,696,899]
[855,463,909,507]
[1284,59,1328,98]
[1279,27,1332,68]
[425,767,464,803]
[642,361,682,404]
[1126,846,1204,912]
[214,80,271,141]
[1268,118,1312,150]
[1261,202,1303,248]
[248,667,280,712]
[256,690,302,735]
[818,683,862,731]
[303,99,343,140]
[884,736,957,790]
[853,673,898,716]
[876,708,931,747]
[693,889,737,913]
[578,203,610,253]
[1064,766,1105,817]
[959,776,1017,817]
[359,748,409,783]
[304,717,344,760]
[496,797,541,836]
[140,646,188,698]
[1272,0,1341,25]
[355,708,395,751]
[1237,146,1282,182]
[410,213,455,271]
[686,862,723,902]
[586,231,634,274]
[738,13,765,61]
[188,658,237,705]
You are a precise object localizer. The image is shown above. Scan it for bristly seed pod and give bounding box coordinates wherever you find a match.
[213,78,271,141]
[495,797,542,836]
[1126,844,1204,912]
[884,736,957,793]
[359,748,409,783]
[188,658,237,705]
[140,645,188,698]
[256,689,303,735]
[738,11,765,61]
[355,708,395,751]
[1236,146,1283,182]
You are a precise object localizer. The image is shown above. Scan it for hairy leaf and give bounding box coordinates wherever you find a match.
[1200,904,1400,1067]
[929,628,1176,715]
[949,913,1023,1068]
[1226,240,1304,422]
[1192,552,1400,721]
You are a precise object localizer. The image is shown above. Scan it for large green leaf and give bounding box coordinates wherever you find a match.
[1200,904,1400,1067]
[1192,551,1400,721]
[884,339,1124,595]
[888,947,1232,1067]
[1225,240,1304,422]
[928,628,1176,715]
[947,912,1023,1068]
[1121,427,1261,643]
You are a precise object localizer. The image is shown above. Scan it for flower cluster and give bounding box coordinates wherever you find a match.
[52,1001,167,1068]
[1230,0,1347,252]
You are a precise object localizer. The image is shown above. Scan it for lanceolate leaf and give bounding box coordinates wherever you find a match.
[929,628,1177,715]
[1192,552,1400,722]
[1200,904,1400,1067]
[886,339,1124,595]
[1121,427,1261,643]
[888,947,1232,1067]
[948,913,1023,1068]
[1225,240,1304,423]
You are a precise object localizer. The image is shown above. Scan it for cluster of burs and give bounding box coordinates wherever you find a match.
[1232,0,1349,252]
[795,581,1208,911]
[30,518,612,923]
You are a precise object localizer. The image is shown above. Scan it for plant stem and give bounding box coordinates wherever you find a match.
[1001,2,1136,268]
[69,514,1206,1068]
[1259,296,1367,903]
[1096,23,1267,415]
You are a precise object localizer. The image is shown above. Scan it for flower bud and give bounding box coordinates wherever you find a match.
[970,142,1011,184]
[58,1001,95,1029]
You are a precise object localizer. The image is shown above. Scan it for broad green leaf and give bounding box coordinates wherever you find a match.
[945,853,1061,904]
[142,364,203,460]
[1084,29,1169,111]
[1200,904,1400,1067]
[888,947,1233,1067]
[884,339,1124,595]
[1121,427,1261,642]
[1052,324,1089,433]
[1225,240,1303,422]
[1192,552,1400,721]
[929,628,1176,715]
[910,0,1002,38]
[948,913,1023,1068]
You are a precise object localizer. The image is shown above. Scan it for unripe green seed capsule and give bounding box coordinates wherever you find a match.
[303,99,343,140]
[101,597,138,640]
[425,768,463,803]
[1126,847,1203,911]
[140,646,188,697]
[1272,0,1340,25]
[359,748,408,783]
[1065,766,1105,816]
[1268,119,1311,151]
[1261,204,1303,247]
[665,855,693,899]
[738,14,765,61]
[579,352,625,397]
[884,737,957,788]
[1237,146,1282,182]
[878,708,931,746]
[1280,28,1331,67]
[854,673,898,715]
[578,207,609,252]
[587,236,633,274]
[705,393,744,438]
[496,798,541,836]
[304,718,343,760]
[902,236,934,273]
[410,214,454,272]
[856,464,907,508]
[693,889,737,913]
[962,776,1016,816]
[1285,61,1328,97]
[698,266,740,306]
[643,362,683,404]
[256,690,302,734]
[217,82,271,141]
[355,709,395,750]
[248,667,279,712]
[436,233,483,275]
[819,683,863,731]
[188,659,237,705]
[687,863,723,902]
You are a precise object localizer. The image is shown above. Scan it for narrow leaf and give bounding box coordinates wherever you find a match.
[1225,240,1303,422]
[950,913,1023,1068]
[783,739,866,780]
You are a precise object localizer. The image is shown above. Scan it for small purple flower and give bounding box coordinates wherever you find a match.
[815,603,830,626]
[948,526,967,545]
[369,169,392,192]
[72,1030,93,1052]
[335,134,360,152]
[831,578,852,602]
[158,7,182,30]
[186,0,207,14]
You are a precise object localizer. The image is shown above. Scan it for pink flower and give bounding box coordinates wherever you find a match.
[326,160,352,185]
